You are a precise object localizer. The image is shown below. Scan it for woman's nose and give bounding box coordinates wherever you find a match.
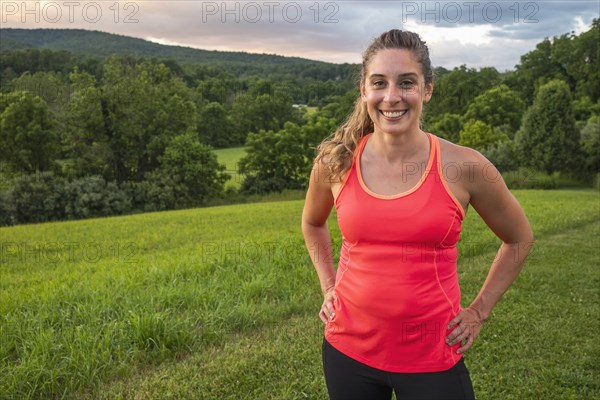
[384,85,403,103]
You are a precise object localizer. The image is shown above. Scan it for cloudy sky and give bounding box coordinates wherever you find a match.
[2,1,598,70]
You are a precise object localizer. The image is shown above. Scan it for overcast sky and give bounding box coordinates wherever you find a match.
[1,1,598,71]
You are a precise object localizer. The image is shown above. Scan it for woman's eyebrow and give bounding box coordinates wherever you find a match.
[367,72,419,79]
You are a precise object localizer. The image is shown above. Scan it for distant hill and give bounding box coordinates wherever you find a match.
[0,28,334,67]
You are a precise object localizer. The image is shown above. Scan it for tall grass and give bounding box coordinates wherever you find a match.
[1,190,599,399]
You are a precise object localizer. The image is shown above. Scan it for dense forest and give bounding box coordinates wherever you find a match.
[0,23,598,225]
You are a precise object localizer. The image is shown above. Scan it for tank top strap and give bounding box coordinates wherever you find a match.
[353,133,371,164]
[428,132,466,219]
[428,132,440,174]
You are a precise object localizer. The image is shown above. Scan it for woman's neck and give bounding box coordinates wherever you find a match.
[368,129,428,163]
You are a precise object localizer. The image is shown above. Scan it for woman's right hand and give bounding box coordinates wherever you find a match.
[319,287,337,324]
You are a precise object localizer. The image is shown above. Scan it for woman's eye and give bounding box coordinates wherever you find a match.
[400,80,415,88]
[373,81,386,87]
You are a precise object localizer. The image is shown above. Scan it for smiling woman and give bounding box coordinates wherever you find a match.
[301,29,533,400]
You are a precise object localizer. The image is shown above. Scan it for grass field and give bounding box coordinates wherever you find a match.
[213,147,247,190]
[1,190,599,399]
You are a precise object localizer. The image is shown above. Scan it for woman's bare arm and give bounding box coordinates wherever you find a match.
[447,149,534,353]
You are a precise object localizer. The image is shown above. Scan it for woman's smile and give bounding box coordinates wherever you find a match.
[380,109,408,119]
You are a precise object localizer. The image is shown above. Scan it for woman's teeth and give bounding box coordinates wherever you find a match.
[381,110,407,118]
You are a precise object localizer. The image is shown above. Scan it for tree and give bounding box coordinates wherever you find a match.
[5,171,67,224]
[239,114,337,194]
[195,74,239,105]
[320,89,359,125]
[240,123,307,193]
[510,38,563,105]
[428,113,463,143]
[481,141,519,173]
[231,79,295,144]
[458,120,508,151]
[508,20,599,105]
[427,65,501,116]
[463,85,525,135]
[8,71,70,113]
[580,115,600,175]
[197,102,237,148]
[100,57,198,182]
[62,70,113,179]
[0,91,59,173]
[515,79,581,174]
[573,19,599,102]
[160,134,229,204]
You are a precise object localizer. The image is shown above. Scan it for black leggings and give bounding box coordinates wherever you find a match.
[322,338,476,400]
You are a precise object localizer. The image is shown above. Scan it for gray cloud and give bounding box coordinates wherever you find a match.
[2,0,597,69]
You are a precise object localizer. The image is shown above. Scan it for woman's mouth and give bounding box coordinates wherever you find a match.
[380,110,408,118]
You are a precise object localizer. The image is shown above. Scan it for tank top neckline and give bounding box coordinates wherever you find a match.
[355,132,436,200]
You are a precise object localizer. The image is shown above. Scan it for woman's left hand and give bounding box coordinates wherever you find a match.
[446,308,484,354]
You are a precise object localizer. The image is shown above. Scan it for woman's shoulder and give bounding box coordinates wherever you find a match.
[435,135,500,192]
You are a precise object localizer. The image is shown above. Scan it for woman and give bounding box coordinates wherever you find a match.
[301,29,533,400]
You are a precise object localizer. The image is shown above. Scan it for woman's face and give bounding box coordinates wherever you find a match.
[361,48,433,137]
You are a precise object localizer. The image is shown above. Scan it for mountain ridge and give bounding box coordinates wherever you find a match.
[0,28,342,67]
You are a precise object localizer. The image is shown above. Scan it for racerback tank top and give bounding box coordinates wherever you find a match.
[325,132,466,373]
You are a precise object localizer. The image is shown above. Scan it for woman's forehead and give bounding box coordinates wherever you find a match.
[366,49,422,76]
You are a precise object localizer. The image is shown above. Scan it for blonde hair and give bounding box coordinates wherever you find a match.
[315,30,434,181]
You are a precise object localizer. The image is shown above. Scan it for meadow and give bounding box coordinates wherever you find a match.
[213,147,247,190]
[0,190,598,399]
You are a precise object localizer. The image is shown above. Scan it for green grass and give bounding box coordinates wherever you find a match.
[213,147,247,190]
[1,190,599,399]
[305,106,319,115]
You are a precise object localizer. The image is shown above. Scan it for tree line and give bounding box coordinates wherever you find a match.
[0,21,598,225]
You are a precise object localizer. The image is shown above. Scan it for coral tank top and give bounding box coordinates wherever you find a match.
[325,132,466,372]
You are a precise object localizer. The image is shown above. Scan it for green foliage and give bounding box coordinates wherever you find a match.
[231,80,296,145]
[64,175,131,220]
[319,89,360,125]
[239,116,336,194]
[502,169,558,189]
[0,47,92,87]
[481,140,519,173]
[0,190,12,226]
[7,71,70,112]
[121,170,188,213]
[2,23,600,220]
[428,65,501,116]
[61,71,113,179]
[508,19,599,104]
[240,124,307,194]
[572,96,600,122]
[463,85,525,135]
[160,134,229,204]
[1,29,357,101]
[458,120,508,151]
[0,91,59,173]
[197,102,237,147]
[515,79,582,174]
[427,113,463,143]
[195,75,238,104]
[213,146,247,190]
[97,57,198,182]
[3,171,67,224]
[574,19,600,102]
[580,115,600,175]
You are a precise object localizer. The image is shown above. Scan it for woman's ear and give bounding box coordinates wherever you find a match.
[360,81,367,101]
[424,82,434,103]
